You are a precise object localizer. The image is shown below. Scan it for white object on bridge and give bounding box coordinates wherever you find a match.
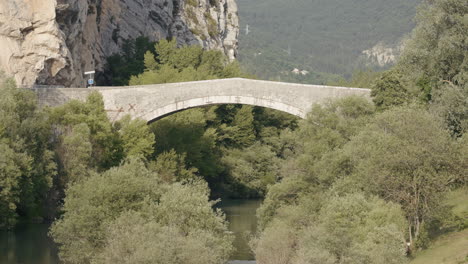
[84,70,96,87]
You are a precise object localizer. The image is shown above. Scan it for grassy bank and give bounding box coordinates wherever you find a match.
[410,188,468,264]
[410,229,468,264]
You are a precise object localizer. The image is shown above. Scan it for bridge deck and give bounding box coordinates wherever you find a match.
[31,78,370,121]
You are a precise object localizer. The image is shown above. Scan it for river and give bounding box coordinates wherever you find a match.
[0,199,260,263]
[217,199,261,261]
[0,223,59,264]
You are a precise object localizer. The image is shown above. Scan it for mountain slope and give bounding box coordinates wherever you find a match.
[237,0,420,83]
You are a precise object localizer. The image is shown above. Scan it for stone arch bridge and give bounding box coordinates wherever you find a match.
[32,78,370,122]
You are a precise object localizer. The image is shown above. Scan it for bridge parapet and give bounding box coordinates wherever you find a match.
[32,88,93,107]
[32,78,371,122]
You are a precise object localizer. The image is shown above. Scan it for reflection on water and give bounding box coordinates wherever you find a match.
[0,199,260,263]
[218,199,261,261]
[0,223,59,264]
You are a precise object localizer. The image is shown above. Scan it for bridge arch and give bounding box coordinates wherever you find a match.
[33,78,371,122]
[139,95,306,123]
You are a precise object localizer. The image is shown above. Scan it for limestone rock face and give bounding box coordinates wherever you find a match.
[0,0,239,87]
[362,42,404,67]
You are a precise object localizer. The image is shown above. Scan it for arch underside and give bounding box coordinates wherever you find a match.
[137,95,307,123]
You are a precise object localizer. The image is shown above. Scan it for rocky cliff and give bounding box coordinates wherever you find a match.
[362,42,404,67]
[0,0,239,87]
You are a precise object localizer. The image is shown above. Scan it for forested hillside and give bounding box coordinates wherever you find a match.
[237,0,420,83]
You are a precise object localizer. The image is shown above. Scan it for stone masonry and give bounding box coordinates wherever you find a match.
[32,78,371,122]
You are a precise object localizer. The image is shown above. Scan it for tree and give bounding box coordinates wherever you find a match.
[0,72,55,228]
[251,219,297,264]
[129,39,247,85]
[343,107,465,246]
[256,96,375,228]
[116,115,155,160]
[430,82,468,137]
[232,105,256,147]
[397,0,467,93]
[49,92,124,170]
[253,192,408,264]
[371,69,412,111]
[50,159,233,263]
[148,149,198,183]
[0,142,31,229]
[222,143,280,197]
[102,37,156,85]
[370,0,468,119]
[94,212,232,264]
[60,123,92,185]
[150,108,222,181]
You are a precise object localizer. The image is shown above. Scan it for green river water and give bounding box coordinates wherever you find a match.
[0,199,260,263]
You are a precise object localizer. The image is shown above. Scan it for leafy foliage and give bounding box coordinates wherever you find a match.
[115,116,155,160]
[257,96,375,228]
[50,159,233,264]
[60,123,92,185]
[150,108,223,182]
[340,107,465,245]
[94,212,231,264]
[129,39,248,85]
[253,192,408,264]
[101,37,156,86]
[148,149,198,183]
[370,0,468,136]
[0,73,56,229]
[256,96,466,256]
[397,0,467,92]
[49,92,124,172]
[370,69,411,111]
[222,143,280,197]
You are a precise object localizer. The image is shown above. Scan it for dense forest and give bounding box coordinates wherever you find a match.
[0,0,467,263]
[237,0,421,84]
[250,0,467,262]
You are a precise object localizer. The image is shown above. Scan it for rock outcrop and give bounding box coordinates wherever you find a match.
[0,0,239,87]
[362,42,403,67]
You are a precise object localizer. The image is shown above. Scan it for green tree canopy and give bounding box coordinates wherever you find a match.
[338,107,465,245]
[50,159,233,264]
[369,0,468,136]
[253,192,408,264]
[0,73,55,229]
[129,39,249,85]
[115,115,155,160]
[102,37,156,86]
[49,92,124,170]
[222,143,280,197]
[398,0,467,91]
